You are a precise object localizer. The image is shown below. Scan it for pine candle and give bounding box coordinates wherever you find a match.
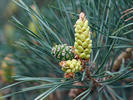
[74,12,92,60]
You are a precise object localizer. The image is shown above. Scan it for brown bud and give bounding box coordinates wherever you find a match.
[64,72,75,78]
[79,12,85,20]
[59,61,66,67]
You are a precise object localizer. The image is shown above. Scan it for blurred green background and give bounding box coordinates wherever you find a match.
[0,0,55,100]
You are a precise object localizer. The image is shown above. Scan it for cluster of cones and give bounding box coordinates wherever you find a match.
[51,12,92,78]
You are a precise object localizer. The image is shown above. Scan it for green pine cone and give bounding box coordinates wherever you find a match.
[51,44,74,61]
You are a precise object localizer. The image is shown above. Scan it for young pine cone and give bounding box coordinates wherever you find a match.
[74,12,92,60]
[51,44,74,61]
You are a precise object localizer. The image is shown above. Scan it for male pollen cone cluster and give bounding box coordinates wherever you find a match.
[52,12,92,78]
[74,12,92,60]
[59,59,82,78]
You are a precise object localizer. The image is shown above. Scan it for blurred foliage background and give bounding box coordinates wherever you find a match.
[0,0,55,100]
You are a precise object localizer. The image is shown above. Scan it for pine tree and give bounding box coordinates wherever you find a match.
[1,0,133,100]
